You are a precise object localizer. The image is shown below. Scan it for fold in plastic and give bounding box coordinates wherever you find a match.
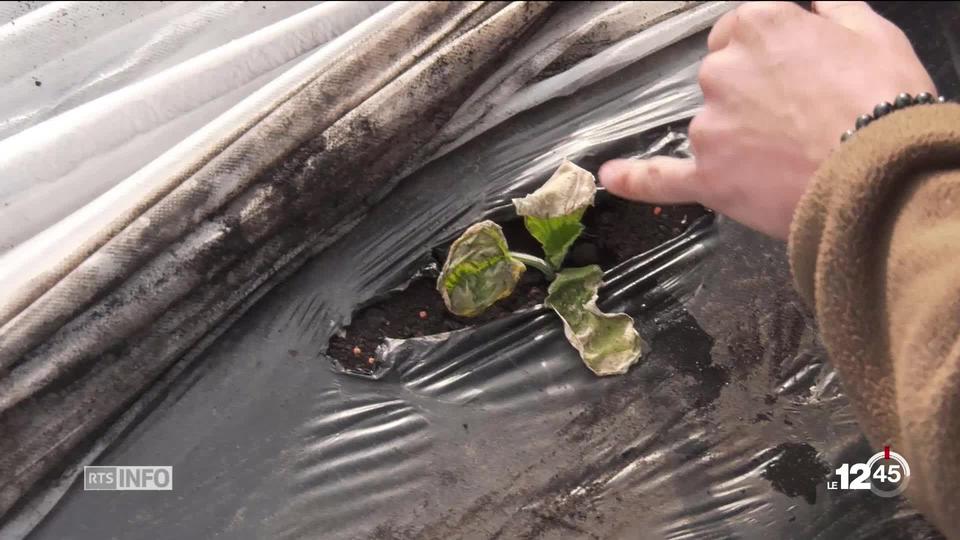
[0,3,714,533]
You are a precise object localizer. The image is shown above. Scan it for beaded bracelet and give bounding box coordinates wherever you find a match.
[841,92,949,142]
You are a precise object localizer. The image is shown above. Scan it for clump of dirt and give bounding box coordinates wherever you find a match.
[761,442,830,504]
[328,194,710,375]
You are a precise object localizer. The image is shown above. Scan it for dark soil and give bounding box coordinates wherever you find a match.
[326,269,550,373]
[761,442,830,505]
[327,193,709,375]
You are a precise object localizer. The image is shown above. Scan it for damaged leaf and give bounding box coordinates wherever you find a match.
[437,220,525,317]
[544,265,644,376]
[436,160,642,377]
[512,160,596,269]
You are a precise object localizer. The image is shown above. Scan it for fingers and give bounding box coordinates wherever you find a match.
[598,157,700,204]
[707,9,738,52]
[812,1,885,35]
[710,3,808,51]
[812,1,873,19]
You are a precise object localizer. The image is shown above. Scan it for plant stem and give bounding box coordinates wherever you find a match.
[510,252,555,281]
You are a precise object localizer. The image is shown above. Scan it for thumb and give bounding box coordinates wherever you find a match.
[812,1,886,36]
[598,157,699,204]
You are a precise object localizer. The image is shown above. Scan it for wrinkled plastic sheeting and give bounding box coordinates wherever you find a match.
[3,3,733,537]
[23,8,940,540]
[0,1,383,253]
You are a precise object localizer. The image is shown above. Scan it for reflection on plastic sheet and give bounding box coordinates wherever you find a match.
[19,4,940,540]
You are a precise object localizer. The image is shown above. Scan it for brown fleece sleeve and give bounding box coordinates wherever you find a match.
[790,103,960,537]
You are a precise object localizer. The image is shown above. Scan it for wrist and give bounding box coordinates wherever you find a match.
[839,92,949,143]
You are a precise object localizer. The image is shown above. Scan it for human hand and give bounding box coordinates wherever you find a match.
[598,1,936,239]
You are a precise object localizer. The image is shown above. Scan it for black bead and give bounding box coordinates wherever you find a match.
[855,114,872,129]
[938,95,948,103]
[873,101,893,118]
[841,129,855,142]
[915,92,934,104]
[894,92,913,109]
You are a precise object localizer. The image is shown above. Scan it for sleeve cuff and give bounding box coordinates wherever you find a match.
[788,103,960,310]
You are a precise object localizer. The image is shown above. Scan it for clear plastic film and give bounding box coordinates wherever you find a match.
[4,2,942,540]
[0,1,385,255]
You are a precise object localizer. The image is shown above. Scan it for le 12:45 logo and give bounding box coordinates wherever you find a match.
[827,446,910,498]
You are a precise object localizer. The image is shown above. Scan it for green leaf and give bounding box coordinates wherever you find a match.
[544,265,645,376]
[512,160,596,269]
[437,220,525,317]
[521,212,585,270]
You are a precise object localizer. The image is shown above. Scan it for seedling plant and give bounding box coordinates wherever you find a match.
[437,160,645,376]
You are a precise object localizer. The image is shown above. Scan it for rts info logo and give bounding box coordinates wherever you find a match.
[84,466,173,491]
[826,446,910,498]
